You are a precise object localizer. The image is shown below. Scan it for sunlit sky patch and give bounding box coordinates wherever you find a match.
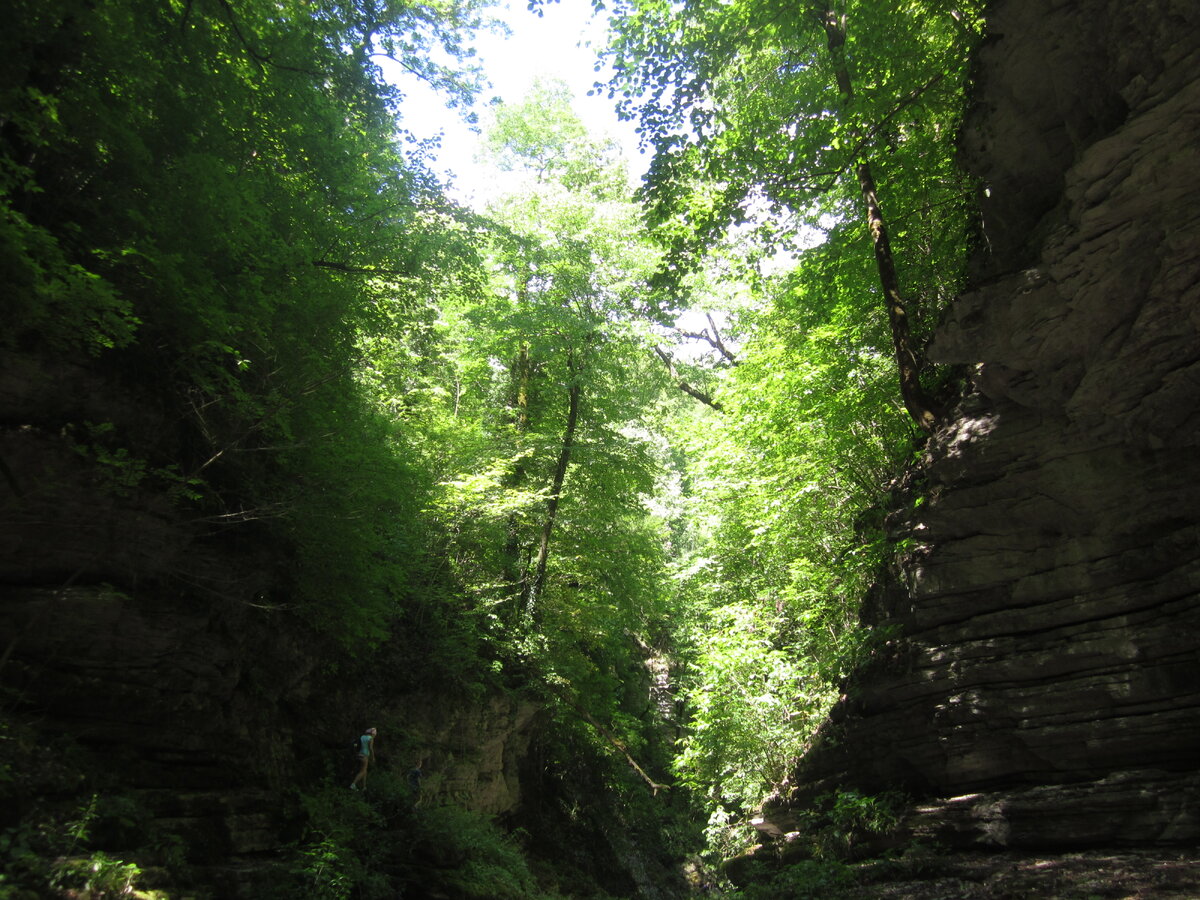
[379,1,644,208]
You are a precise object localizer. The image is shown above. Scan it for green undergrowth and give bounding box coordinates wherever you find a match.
[0,714,172,899]
[798,789,908,861]
[730,858,857,900]
[724,789,917,899]
[0,708,624,900]
[280,773,570,900]
[508,705,702,899]
[282,696,699,900]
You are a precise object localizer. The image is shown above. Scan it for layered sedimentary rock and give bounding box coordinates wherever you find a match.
[0,351,540,883]
[763,0,1200,847]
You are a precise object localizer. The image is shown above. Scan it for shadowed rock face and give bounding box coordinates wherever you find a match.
[0,355,542,889]
[763,0,1200,848]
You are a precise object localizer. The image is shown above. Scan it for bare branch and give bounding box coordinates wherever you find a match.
[654,346,723,411]
[705,313,738,364]
[549,683,671,796]
[678,313,739,365]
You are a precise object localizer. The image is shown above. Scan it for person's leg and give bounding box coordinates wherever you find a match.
[351,756,368,788]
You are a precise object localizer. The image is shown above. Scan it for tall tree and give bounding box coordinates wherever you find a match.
[819,6,939,430]
[597,0,983,846]
[602,0,983,429]
[413,81,683,796]
[468,80,664,627]
[1,0,496,641]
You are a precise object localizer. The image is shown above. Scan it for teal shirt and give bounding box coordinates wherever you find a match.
[359,734,373,757]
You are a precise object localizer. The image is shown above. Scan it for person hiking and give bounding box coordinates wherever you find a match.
[350,727,377,790]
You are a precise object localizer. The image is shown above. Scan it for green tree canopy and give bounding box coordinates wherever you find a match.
[602,0,982,426]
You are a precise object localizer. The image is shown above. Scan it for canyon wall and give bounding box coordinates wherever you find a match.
[0,349,542,891]
[763,0,1200,848]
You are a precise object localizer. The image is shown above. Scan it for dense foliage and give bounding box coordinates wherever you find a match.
[2,0,983,894]
[596,0,983,855]
[1,0,502,645]
[3,1,687,895]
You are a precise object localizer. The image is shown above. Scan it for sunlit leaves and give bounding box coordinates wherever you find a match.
[603,0,982,317]
[1,0,500,646]
[672,603,828,811]
[605,0,982,850]
[413,82,673,671]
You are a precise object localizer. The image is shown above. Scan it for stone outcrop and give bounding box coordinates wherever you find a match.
[0,353,543,890]
[762,0,1200,848]
[398,692,540,816]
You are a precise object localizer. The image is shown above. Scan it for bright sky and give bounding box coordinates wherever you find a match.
[383,1,645,207]
[378,2,730,350]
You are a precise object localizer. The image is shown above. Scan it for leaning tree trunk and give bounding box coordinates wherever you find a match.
[819,7,940,432]
[523,355,581,619]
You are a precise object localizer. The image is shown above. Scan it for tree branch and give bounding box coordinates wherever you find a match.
[549,683,670,796]
[678,312,739,365]
[775,69,951,197]
[654,347,723,411]
[215,0,322,77]
[312,260,415,279]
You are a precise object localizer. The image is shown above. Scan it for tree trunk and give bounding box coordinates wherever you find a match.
[514,341,531,433]
[857,161,938,431]
[524,355,581,618]
[503,278,534,611]
[819,7,940,432]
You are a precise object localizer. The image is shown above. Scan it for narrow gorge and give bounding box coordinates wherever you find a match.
[2,0,1198,898]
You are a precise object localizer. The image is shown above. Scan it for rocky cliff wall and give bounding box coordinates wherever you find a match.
[0,351,542,891]
[762,0,1200,850]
